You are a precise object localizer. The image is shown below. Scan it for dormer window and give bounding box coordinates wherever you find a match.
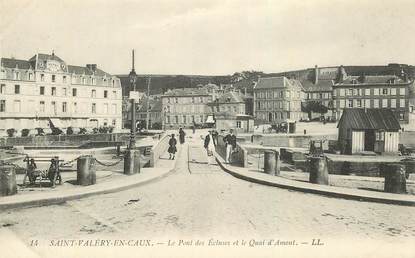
[351,79,357,84]
[14,71,20,80]
[28,73,33,80]
[389,78,396,84]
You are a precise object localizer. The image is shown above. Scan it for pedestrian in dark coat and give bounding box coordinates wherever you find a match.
[179,127,186,144]
[168,134,177,160]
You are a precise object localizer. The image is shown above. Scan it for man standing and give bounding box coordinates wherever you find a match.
[204,130,216,165]
[223,129,236,164]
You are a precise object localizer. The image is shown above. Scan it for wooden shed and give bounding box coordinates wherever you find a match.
[337,108,401,154]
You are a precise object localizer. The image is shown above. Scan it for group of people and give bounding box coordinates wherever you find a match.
[167,127,237,165]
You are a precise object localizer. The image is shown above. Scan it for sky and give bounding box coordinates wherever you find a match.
[1,0,415,76]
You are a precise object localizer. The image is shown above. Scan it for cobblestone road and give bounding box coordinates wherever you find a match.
[0,131,415,257]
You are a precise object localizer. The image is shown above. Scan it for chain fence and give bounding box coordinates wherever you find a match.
[93,157,124,167]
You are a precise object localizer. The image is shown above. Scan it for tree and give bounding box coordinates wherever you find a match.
[231,70,264,83]
[301,101,328,119]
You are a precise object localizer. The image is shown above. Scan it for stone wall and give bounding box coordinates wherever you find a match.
[149,133,169,167]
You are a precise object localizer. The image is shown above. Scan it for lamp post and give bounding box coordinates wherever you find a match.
[129,50,137,149]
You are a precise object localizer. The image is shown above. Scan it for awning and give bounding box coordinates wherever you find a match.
[205,115,215,123]
[48,118,65,128]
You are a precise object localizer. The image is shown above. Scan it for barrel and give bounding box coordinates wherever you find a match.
[124,149,140,175]
[264,150,280,176]
[0,165,17,196]
[308,156,329,185]
[380,163,406,194]
[76,155,96,186]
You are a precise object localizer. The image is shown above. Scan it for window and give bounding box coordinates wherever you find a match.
[382,88,388,95]
[112,119,116,127]
[175,97,178,103]
[92,103,96,114]
[0,84,5,94]
[63,76,67,83]
[40,74,45,82]
[390,88,396,95]
[51,87,56,96]
[39,101,45,112]
[73,102,77,113]
[62,88,67,96]
[51,101,56,114]
[28,73,33,80]
[183,115,187,124]
[339,100,345,108]
[14,85,20,94]
[91,90,96,98]
[339,89,345,96]
[175,116,179,124]
[0,100,5,112]
[365,99,371,108]
[200,97,203,103]
[400,99,406,108]
[382,99,388,108]
[373,88,380,95]
[375,131,385,141]
[112,104,116,114]
[279,91,283,98]
[191,97,195,103]
[14,71,20,80]
[92,78,96,85]
[356,99,362,108]
[391,99,396,108]
[82,77,86,84]
[348,99,353,107]
[112,91,117,99]
[62,102,67,113]
[38,86,45,95]
[373,99,379,108]
[104,103,109,114]
[72,88,77,97]
[104,90,108,98]
[236,121,242,128]
[348,89,353,96]
[365,88,370,96]
[400,88,405,95]
[399,113,405,121]
[52,75,56,83]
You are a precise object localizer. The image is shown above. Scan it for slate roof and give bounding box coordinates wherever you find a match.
[338,108,401,130]
[255,77,303,90]
[30,53,64,63]
[162,88,209,96]
[338,75,407,85]
[1,58,33,69]
[300,79,333,92]
[137,98,162,112]
[212,91,245,103]
[67,65,112,77]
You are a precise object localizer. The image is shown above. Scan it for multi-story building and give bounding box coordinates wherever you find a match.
[207,91,245,116]
[332,66,415,124]
[136,96,162,129]
[0,53,122,135]
[161,88,212,129]
[254,76,305,123]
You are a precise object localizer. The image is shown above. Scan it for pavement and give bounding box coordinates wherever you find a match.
[0,151,177,210]
[215,153,415,206]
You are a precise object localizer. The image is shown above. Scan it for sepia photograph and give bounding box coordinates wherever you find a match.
[0,0,414,257]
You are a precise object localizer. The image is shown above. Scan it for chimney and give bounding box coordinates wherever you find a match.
[314,65,319,85]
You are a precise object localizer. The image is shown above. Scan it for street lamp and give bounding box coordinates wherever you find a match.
[128,50,137,149]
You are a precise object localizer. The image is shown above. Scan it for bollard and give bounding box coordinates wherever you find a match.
[380,163,406,194]
[0,165,17,196]
[308,156,329,185]
[116,144,121,156]
[124,149,140,175]
[77,155,96,186]
[264,150,280,176]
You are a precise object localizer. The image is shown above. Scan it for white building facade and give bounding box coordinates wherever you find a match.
[0,53,122,134]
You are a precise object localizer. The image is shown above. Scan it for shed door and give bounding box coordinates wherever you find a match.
[364,130,375,152]
[352,131,365,153]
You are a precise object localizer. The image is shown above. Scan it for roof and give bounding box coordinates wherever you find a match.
[254,77,303,90]
[162,88,209,96]
[211,91,245,104]
[1,58,32,69]
[337,75,407,85]
[137,98,162,112]
[300,79,333,92]
[31,53,64,63]
[338,108,401,130]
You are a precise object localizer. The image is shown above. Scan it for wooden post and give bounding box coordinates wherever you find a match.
[77,155,96,186]
[308,156,329,185]
[0,165,17,196]
[381,163,406,194]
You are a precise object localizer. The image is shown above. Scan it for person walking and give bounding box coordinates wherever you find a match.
[223,129,237,164]
[204,130,216,165]
[168,134,177,160]
[179,127,186,144]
